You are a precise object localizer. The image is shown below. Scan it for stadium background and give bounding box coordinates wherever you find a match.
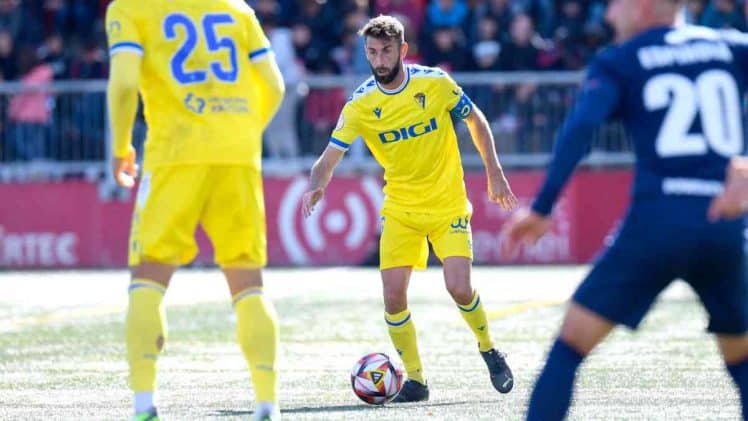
[0,0,743,268]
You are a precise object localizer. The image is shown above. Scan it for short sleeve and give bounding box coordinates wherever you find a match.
[441,71,474,120]
[243,8,272,62]
[106,1,144,57]
[329,102,360,152]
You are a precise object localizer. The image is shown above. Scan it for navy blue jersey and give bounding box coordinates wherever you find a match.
[533,25,748,216]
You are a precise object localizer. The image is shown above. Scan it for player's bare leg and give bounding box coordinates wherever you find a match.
[382,266,428,402]
[559,303,615,355]
[717,334,748,419]
[128,261,177,421]
[382,266,411,314]
[224,267,280,421]
[443,256,513,393]
[527,303,615,420]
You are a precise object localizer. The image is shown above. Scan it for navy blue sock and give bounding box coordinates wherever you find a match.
[527,338,585,421]
[727,358,748,420]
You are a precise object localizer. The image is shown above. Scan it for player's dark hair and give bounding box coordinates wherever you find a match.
[358,15,405,44]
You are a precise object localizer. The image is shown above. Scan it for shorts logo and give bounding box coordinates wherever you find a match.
[450,216,470,233]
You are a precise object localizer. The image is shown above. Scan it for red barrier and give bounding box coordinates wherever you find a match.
[0,170,631,268]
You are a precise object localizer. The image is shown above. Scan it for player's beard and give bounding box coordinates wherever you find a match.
[370,55,402,85]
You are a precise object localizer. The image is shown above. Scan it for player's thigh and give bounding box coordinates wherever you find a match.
[380,210,429,270]
[129,166,209,267]
[200,166,267,268]
[573,219,677,330]
[687,221,748,335]
[428,213,473,262]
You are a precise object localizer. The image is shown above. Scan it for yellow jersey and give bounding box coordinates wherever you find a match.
[105,0,271,169]
[331,64,474,215]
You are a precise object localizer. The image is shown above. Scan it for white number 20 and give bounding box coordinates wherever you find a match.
[644,69,743,158]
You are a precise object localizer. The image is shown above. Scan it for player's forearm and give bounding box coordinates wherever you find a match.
[467,108,504,177]
[107,54,142,157]
[309,147,345,191]
[309,157,336,191]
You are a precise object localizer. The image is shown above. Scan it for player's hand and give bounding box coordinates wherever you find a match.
[112,145,138,189]
[302,187,325,218]
[708,157,748,221]
[487,172,518,211]
[500,207,551,253]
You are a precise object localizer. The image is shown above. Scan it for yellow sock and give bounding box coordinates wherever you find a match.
[385,309,425,384]
[234,287,279,404]
[126,278,167,394]
[457,291,494,352]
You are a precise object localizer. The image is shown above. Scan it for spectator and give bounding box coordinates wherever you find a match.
[0,29,16,80]
[68,40,106,79]
[423,27,470,71]
[8,46,53,161]
[374,0,426,37]
[683,0,707,24]
[470,0,515,43]
[426,0,469,27]
[553,0,586,44]
[470,16,502,71]
[499,14,542,71]
[264,15,303,158]
[255,0,283,23]
[300,59,346,155]
[0,0,20,40]
[331,9,370,75]
[37,32,67,79]
[701,0,745,30]
[292,0,341,71]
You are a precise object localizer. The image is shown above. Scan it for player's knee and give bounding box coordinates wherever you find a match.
[445,280,472,306]
[382,288,408,313]
[559,304,614,356]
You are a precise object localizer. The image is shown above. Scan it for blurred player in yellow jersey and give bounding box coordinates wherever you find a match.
[302,15,518,402]
[106,1,284,420]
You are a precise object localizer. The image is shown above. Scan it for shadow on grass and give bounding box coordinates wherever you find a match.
[211,400,491,416]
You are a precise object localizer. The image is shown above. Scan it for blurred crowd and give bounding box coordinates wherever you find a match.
[1,0,748,164]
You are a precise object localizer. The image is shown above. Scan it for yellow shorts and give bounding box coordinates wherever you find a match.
[128,165,266,268]
[379,209,473,270]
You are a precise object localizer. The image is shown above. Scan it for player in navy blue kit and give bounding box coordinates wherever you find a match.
[502,0,748,419]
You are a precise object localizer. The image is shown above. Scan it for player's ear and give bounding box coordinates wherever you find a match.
[401,41,408,58]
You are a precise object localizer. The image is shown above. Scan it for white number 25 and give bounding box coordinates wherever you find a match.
[644,69,743,158]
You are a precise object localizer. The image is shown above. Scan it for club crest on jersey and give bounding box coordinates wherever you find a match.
[107,21,121,38]
[414,92,426,109]
[373,107,382,119]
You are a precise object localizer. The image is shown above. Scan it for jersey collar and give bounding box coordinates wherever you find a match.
[377,65,411,95]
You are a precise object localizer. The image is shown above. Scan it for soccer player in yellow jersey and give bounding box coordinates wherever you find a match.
[106,1,284,420]
[302,15,518,402]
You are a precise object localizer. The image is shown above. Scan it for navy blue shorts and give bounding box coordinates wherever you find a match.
[573,200,748,334]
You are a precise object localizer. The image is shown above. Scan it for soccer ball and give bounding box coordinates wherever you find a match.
[350,352,403,405]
